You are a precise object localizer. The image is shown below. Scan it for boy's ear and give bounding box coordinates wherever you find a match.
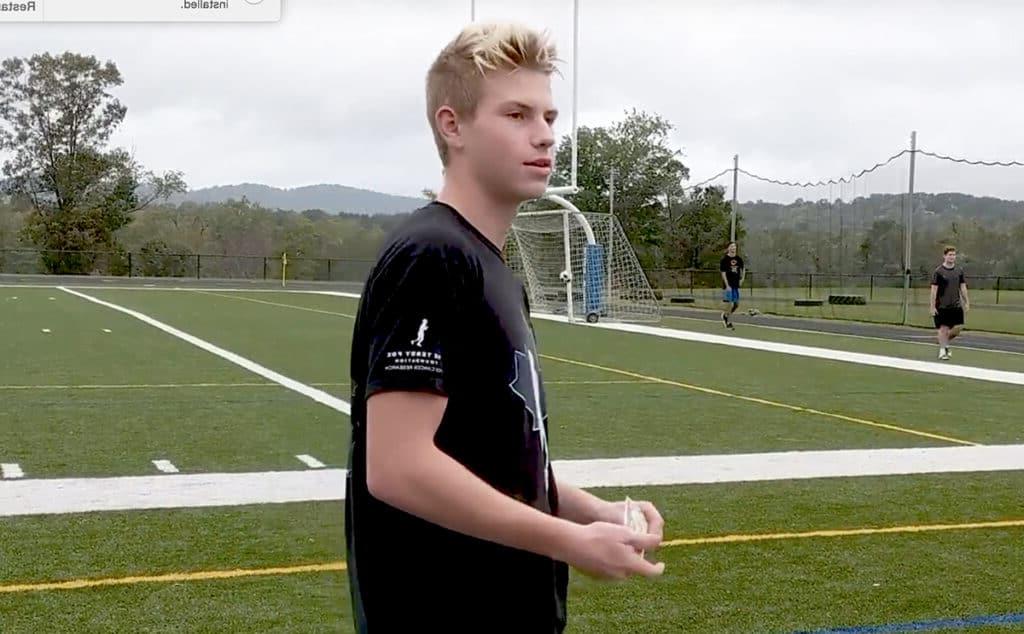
[436,105,464,152]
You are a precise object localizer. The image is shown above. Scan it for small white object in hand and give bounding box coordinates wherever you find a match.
[624,496,649,555]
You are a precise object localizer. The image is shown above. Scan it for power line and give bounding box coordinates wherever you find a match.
[676,146,1024,196]
[680,167,732,192]
[917,150,1024,168]
[737,150,910,188]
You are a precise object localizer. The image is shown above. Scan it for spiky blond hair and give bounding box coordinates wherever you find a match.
[426,23,560,165]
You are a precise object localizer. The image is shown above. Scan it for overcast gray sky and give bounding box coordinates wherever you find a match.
[2,0,1024,203]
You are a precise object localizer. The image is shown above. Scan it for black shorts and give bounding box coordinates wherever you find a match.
[934,307,964,329]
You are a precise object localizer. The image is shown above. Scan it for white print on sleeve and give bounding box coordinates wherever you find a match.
[385,317,443,375]
[411,318,428,347]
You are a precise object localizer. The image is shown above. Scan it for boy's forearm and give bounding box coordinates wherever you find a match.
[556,482,613,525]
[371,445,577,561]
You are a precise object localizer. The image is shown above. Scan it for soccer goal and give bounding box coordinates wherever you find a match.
[504,197,661,324]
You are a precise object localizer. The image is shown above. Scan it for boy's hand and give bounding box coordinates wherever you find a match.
[558,522,665,580]
[598,499,665,543]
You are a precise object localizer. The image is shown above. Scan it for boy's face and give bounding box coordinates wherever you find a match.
[944,250,957,266]
[460,68,557,204]
[727,244,737,257]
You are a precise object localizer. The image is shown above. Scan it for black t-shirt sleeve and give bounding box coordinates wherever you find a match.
[363,241,469,399]
[719,256,728,273]
[959,269,966,285]
[931,269,941,286]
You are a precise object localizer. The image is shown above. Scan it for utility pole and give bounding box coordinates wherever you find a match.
[901,131,917,325]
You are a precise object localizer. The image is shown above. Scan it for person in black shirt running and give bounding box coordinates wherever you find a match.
[719,242,744,329]
[930,245,970,361]
[345,23,665,634]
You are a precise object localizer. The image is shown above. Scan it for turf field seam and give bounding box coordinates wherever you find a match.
[57,287,351,415]
[3,518,1023,595]
[539,354,978,446]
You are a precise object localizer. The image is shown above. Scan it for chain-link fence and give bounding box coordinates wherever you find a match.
[0,249,375,284]
[649,268,1024,335]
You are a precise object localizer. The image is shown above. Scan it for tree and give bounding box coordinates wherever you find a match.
[540,109,696,269]
[857,219,902,275]
[666,185,741,269]
[0,52,185,273]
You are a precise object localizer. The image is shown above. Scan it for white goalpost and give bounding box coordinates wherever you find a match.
[505,196,662,324]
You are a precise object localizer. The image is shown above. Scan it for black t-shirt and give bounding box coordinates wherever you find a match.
[346,202,567,633]
[720,255,745,288]
[931,264,966,309]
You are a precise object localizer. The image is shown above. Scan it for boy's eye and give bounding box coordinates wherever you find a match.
[508,112,525,120]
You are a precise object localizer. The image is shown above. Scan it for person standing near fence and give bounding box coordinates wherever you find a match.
[720,242,745,330]
[930,245,970,361]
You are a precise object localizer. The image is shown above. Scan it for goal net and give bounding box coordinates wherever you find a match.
[504,210,661,323]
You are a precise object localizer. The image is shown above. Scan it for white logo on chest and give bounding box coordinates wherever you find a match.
[509,348,550,494]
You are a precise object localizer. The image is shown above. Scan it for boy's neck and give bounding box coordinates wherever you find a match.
[436,170,521,250]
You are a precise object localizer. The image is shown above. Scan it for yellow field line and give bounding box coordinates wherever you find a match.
[5,518,1022,594]
[0,562,347,594]
[196,290,355,318]
[663,518,1024,546]
[540,354,978,446]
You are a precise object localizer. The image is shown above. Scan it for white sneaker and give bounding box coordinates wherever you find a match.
[939,351,951,361]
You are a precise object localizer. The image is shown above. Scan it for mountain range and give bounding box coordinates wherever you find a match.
[167,183,429,215]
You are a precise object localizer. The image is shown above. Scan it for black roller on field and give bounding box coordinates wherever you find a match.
[828,294,868,305]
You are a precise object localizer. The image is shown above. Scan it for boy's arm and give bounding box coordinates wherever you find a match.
[367,391,664,578]
[929,284,939,315]
[960,282,970,310]
[555,482,609,524]
[556,481,664,539]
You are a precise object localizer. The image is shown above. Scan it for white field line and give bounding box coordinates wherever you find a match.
[311,290,1024,386]
[660,314,1024,358]
[57,287,350,415]
[3,444,1024,517]
[296,454,326,469]
[2,463,25,479]
[531,313,1024,386]
[152,460,179,474]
